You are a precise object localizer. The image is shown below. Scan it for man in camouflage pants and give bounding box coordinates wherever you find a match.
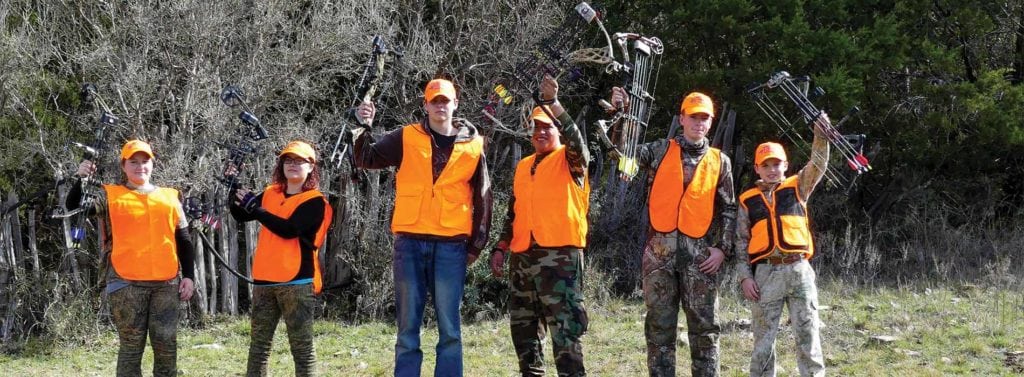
[610,88,736,376]
[735,114,831,377]
[491,75,590,376]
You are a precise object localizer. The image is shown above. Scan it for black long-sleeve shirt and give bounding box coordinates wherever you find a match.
[229,190,325,284]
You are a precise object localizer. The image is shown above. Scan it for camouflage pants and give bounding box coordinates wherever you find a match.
[246,284,317,377]
[749,259,824,377]
[642,231,720,377]
[509,247,588,377]
[108,279,180,377]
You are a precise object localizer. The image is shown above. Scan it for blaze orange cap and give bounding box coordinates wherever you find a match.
[120,140,154,160]
[754,142,788,165]
[680,92,715,117]
[530,106,553,126]
[424,79,457,102]
[279,141,317,163]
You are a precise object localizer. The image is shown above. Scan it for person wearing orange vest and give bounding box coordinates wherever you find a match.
[228,141,333,377]
[68,140,195,377]
[488,75,590,377]
[354,78,492,377]
[610,88,737,377]
[735,115,831,377]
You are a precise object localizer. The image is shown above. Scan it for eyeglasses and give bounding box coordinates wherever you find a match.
[282,157,310,166]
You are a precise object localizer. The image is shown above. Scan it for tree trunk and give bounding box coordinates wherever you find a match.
[1014,3,1024,84]
[7,192,23,281]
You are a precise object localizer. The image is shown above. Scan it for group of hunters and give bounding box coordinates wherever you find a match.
[71,67,834,376]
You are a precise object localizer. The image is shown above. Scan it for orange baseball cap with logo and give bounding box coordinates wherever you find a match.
[530,106,553,125]
[754,142,788,165]
[680,92,715,117]
[120,140,154,160]
[424,79,457,101]
[279,141,317,163]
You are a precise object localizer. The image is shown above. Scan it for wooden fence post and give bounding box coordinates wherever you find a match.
[217,214,237,315]
[27,209,41,281]
[207,223,219,314]
[244,221,258,306]
[192,227,208,315]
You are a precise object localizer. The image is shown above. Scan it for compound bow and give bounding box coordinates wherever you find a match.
[594,32,665,181]
[748,71,871,191]
[321,35,401,191]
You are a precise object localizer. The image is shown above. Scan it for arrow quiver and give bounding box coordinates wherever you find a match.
[747,71,872,191]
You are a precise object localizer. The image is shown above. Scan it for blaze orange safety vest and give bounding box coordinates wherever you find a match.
[648,142,722,238]
[251,185,333,294]
[391,124,483,237]
[739,176,815,263]
[509,146,590,252]
[104,184,181,281]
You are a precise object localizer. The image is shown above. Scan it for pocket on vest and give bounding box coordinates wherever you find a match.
[393,186,424,225]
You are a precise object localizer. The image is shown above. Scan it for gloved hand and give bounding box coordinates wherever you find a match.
[235,191,260,214]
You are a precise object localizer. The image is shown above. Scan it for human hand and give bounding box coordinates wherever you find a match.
[76,160,96,178]
[610,86,630,112]
[741,278,760,301]
[606,148,622,162]
[179,278,195,301]
[698,247,725,275]
[813,111,831,135]
[540,74,559,102]
[489,249,506,278]
[234,189,259,213]
[223,163,240,179]
[356,101,376,126]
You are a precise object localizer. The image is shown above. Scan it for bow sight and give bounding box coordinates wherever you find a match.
[748,71,872,190]
[220,85,268,141]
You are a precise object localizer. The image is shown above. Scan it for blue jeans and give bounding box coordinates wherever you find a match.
[393,235,468,377]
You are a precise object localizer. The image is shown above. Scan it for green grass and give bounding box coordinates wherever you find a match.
[2,280,1023,376]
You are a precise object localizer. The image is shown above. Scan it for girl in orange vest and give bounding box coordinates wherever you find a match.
[69,140,195,377]
[229,141,332,377]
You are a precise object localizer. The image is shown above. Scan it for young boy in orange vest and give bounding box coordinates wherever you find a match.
[489,75,590,376]
[735,114,831,377]
[610,88,737,376]
[354,79,492,377]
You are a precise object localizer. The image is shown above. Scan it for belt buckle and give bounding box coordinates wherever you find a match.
[768,254,801,265]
